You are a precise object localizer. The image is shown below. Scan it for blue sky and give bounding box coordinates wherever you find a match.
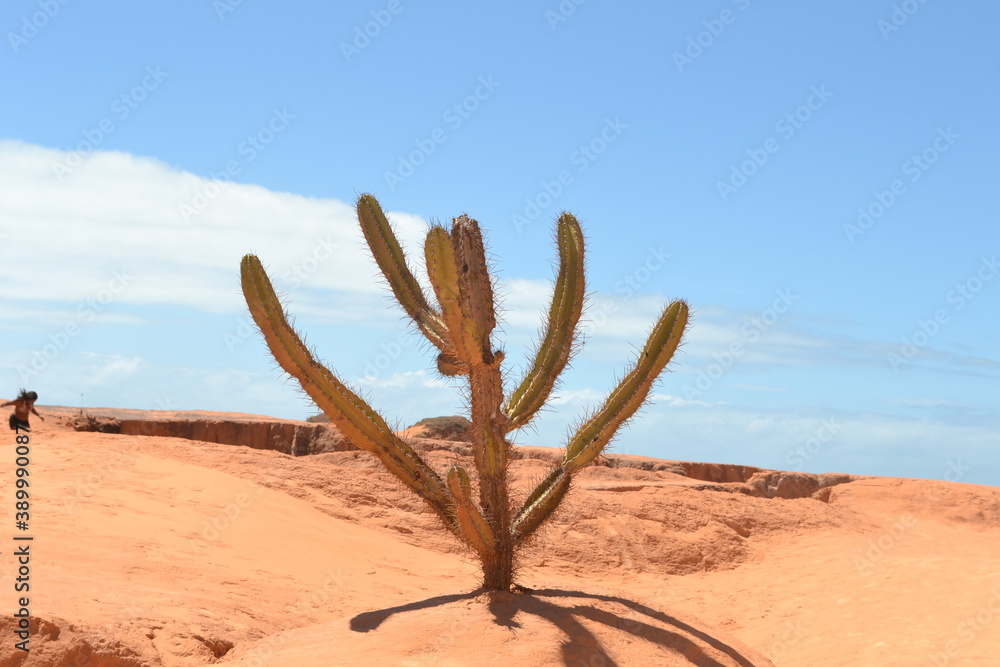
[2,1,997,485]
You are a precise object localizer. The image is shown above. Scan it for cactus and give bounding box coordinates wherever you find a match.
[240,194,688,591]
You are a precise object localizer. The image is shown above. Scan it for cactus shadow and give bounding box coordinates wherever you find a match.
[349,591,480,633]
[530,588,759,666]
[349,587,760,666]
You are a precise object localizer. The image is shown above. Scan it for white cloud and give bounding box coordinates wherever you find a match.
[540,397,1000,483]
[546,387,605,406]
[498,278,556,330]
[649,393,713,407]
[724,383,789,393]
[0,140,429,316]
[355,369,451,390]
[888,397,963,407]
[79,352,147,387]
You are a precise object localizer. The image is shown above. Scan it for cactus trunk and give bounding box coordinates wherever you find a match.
[469,361,514,590]
[240,194,688,591]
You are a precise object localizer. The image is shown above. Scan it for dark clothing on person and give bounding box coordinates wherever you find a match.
[4,390,43,431]
[9,413,30,432]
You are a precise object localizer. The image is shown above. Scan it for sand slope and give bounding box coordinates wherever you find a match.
[1,409,997,666]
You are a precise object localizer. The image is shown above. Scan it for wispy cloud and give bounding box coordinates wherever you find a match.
[10,140,990,382]
[518,394,1000,484]
[80,352,147,386]
[678,305,1000,380]
[0,141,428,317]
[355,369,450,390]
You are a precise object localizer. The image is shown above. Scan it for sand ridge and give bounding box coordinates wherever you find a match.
[0,407,997,665]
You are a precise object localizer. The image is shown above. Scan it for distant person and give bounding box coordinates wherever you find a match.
[3,389,45,432]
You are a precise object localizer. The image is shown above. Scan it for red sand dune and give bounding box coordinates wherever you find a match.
[1,406,997,666]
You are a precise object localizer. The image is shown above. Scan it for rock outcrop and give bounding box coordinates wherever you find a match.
[118,419,350,456]
[68,409,349,456]
[64,408,858,498]
[403,415,473,441]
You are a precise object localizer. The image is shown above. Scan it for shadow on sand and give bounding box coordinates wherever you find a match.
[350,588,763,666]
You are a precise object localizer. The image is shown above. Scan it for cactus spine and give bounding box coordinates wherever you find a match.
[240,194,688,591]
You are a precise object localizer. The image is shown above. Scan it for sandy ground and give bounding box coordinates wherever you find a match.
[0,408,997,666]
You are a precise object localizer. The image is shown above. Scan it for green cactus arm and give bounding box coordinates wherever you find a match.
[447,465,496,557]
[450,215,497,365]
[510,467,571,546]
[511,299,688,544]
[240,254,457,531]
[564,299,689,472]
[424,225,470,374]
[356,194,451,352]
[505,213,586,431]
